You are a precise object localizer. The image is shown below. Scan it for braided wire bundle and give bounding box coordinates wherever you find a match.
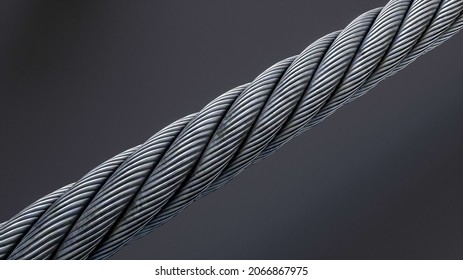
[0,0,462,260]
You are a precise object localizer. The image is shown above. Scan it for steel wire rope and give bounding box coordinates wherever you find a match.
[0,0,461,260]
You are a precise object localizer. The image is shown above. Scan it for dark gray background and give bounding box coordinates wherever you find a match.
[0,0,462,259]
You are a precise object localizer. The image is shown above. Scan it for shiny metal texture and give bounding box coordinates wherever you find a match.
[1,0,462,260]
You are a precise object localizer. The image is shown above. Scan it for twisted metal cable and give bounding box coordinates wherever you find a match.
[0,0,462,260]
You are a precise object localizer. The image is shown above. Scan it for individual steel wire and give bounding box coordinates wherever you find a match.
[0,0,462,260]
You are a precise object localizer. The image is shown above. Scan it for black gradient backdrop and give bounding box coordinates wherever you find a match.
[0,0,462,259]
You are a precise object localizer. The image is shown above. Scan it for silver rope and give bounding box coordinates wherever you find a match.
[0,0,461,260]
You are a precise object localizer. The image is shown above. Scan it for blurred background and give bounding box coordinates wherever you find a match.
[0,0,462,259]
